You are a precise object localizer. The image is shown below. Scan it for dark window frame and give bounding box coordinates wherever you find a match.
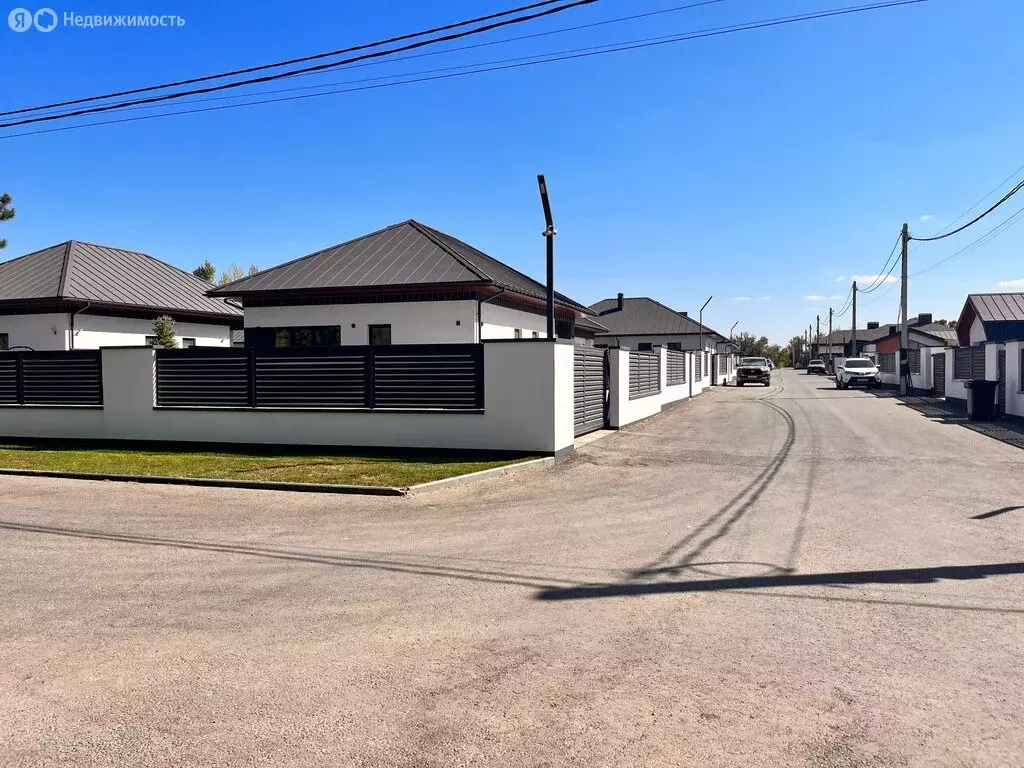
[182,338,197,348]
[368,324,392,346]
[0,333,8,351]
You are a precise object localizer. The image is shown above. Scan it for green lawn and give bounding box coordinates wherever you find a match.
[0,443,534,487]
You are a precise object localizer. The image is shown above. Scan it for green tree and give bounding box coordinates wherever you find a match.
[152,315,178,348]
[788,335,807,362]
[0,193,15,251]
[735,332,771,357]
[247,264,260,276]
[217,263,246,286]
[192,260,217,282]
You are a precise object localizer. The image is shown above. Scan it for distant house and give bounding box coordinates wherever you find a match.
[208,219,595,347]
[0,240,242,351]
[588,294,731,385]
[956,293,1024,345]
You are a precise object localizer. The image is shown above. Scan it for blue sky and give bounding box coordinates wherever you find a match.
[3,0,1023,342]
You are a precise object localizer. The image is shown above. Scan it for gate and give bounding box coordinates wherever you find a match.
[933,353,945,397]
[997,349,1006,414]
[573,347,607,437]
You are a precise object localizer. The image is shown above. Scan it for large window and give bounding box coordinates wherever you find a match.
[182,338,196,348]
[368,324,392,346]
[908,348,921,374]
[0,333,8,351]
[273,325,342,348]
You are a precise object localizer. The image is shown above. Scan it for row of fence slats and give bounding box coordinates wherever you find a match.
[156,353,249,407]
[629,350,660,399]
[908,348,921,374]
[574,348,605,436]
[0,352,102,405]
[954,347,972,380]
[971,346,987,379]
[255,354,366,407]
[154,346,484,410]
[666,350,687,386]
[373,349,482,409]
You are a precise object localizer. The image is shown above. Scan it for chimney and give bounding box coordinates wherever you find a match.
[866,321,879,330]
[617,292,624,311]
[888,325,898,335]
[681,311,688,317]
[915,312,932,326]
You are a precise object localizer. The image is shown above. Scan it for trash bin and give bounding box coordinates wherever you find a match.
[964,379,998,421]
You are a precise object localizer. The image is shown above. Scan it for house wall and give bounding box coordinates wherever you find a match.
[942,348,968,403]
[244,301,479,345]
[1006,341,1023,418]
[0,342,576,455]
[970,316,986,345]
[0,313,71,350]
[479,303,550,340]
[73,314,232,348]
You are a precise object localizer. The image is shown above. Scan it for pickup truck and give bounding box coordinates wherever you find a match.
[806,359,827,375]
[835,357,881,389]
[736,357,771,387]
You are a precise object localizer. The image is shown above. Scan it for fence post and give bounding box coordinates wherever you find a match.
[366,346,376,409]
[247,347,257,408]
[15,352,24,405]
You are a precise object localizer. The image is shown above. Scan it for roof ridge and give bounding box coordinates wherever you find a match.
[406,220,490,283]
[56,241,74,296]
[210,219,415,294]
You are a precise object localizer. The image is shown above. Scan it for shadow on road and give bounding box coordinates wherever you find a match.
[971,506,1024,520]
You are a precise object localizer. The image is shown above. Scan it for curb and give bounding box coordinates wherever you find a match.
[407,456,554,494]
[0,468,407,496]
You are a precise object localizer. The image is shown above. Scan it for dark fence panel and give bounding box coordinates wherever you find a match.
[372,345,483,409]
[574,347,606,437]
[156,348,250,407]
[971,345,987,380]
[155,345,484,410]
[255,347,367,408]
[908,348,921,374]
[0,351,102,406]
[953,347,972,380]
[666,349,686,386]
[629,350,660,400]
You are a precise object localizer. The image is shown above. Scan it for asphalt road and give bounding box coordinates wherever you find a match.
[2,369,1022,767]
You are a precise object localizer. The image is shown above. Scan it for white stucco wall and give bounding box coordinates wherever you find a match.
[73,314,232,348]
[244,301,479,345]
[0,342,575,455]
[1005,342,1023,418]
[480,303,549,340]
[970,316,986,345]
[0,313,71,350]
[605,348,691,428]
[943,348,968,402]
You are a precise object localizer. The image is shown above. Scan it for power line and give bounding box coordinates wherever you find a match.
[0,0,935,141]
[857,232,902,294]
[0,0,601,129]
[910,178,1024,242]
[0,0,583,119]
[919,158,1024,240]
[858,249,900,294]
[911,201,1024,277]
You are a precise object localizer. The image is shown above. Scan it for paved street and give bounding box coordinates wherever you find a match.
[2,368,1022,767]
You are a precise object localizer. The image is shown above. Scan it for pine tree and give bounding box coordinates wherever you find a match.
[152,315,178,348]
[0,193,15,251]
[192,260,216,282]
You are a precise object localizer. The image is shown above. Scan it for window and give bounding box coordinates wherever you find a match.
[637,342,653,351]
[879,352,896,373]
[273,325,341,348]
[0,333,8,351]
[532,331,539,339]
[514,328,522,340]
[667,342,681,351]
[182,338,196,348]
[368,324,392,346]
[908,348,921,374]
[145,335,158,347]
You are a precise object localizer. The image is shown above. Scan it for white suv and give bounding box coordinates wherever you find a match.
[835,357,881,389]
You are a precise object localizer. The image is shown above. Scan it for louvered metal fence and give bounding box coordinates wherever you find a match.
[0,351,103,406]
[155,345,484,410]
[666,349,687,386]
[629,350,660,400]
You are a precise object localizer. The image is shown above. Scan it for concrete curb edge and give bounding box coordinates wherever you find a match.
[407,456,555,494]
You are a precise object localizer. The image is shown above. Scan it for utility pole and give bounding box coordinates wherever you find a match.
[900,222,910,395]
[536,174,556,340]
[828,307,833,369]
[816,314,820,358]
[851,280,858,357]
[699,296,712,382]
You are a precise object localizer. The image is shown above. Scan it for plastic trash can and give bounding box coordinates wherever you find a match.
[964,379,998,421]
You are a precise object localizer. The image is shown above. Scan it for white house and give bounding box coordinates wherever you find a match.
[208,219,597,346]
[0,240,242,351]
[588,295,733,388]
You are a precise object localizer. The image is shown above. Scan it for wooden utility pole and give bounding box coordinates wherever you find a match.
[828,307,833,367]
[816,314,820,358]
[900,222,910,395]
[537,175,556,340]
[851,280,858,357]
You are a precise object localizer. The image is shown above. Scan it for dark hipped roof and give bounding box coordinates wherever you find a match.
[820,322,951,346]
[967,292,1024,322]
[916,322,959,345]
[0,240,242,320]
[589,296,725,339]
[574,314,609,333]
[209,219,590,313]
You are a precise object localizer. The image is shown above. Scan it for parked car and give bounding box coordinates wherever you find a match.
[736,357,771,387]
[807,359,826,375]
[835,357,881,389]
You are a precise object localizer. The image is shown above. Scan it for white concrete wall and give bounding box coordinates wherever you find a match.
[0,313,71,350]
[607,348,690,429]
[985,342,1001,381]
[911,347,932,391]
[480,303,549,340]
[74,314,232,348]
[943,348,968,402]
[1006,342,1023,418]
[0,342,576,455]
[969,316,986,345]
[244,301,479,345]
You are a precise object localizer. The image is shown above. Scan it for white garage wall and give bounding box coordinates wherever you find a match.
[0,342,576,455]
[479,303,550,340]
[0,313,71,350]
[73,314,232,348]
[244,301,479,344]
